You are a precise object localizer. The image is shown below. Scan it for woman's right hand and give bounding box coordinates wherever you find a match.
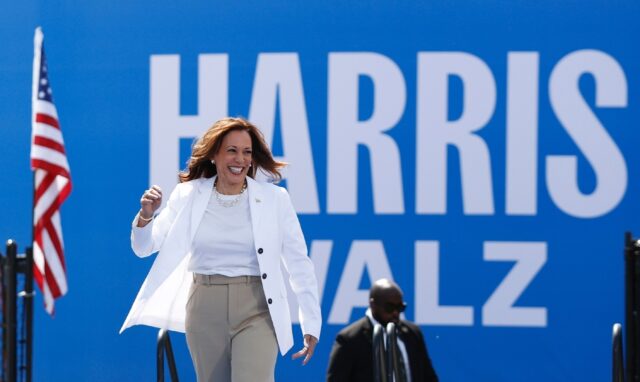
[139,185,163,223]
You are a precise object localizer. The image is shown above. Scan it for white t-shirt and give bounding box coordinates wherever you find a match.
[188,190,260,276]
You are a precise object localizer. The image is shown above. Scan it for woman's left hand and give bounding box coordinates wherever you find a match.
[291,334,318,365]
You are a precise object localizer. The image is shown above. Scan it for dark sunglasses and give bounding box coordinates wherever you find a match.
[380,301,407,313]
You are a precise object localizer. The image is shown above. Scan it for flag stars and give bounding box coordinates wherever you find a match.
[39,91,46,99]
[40,78,48,86]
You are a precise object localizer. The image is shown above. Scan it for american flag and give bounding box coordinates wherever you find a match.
[30,27,72,315]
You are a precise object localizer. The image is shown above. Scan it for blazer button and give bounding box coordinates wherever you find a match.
[258,248,264,254]
[268,298,273,304]
[262,273,267,279]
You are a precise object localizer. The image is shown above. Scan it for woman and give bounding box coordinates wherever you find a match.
[120,117,322,382]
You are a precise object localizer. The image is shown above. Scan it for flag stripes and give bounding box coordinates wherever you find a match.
[33,136,66,154]
[35,113,59,129]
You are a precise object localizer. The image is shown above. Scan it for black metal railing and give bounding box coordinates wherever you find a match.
[20,246,34,382]
[613,323,624,382]
[625,232,640,382]
[157,329,179,382]
[5,240,18,382]
[1,240,33,382]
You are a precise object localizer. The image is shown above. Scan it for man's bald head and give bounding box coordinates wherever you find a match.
[369,279,405,326]
[369,278,403,300]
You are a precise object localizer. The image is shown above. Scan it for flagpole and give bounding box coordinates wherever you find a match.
[26,181,34,382]
[25,26,44,382]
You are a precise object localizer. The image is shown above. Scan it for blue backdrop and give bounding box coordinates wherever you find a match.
[1,1,639,381]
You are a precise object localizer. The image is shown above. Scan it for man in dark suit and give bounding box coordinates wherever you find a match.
[326,279,438,382]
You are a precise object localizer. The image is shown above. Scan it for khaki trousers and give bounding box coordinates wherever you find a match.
[185,274,278,382]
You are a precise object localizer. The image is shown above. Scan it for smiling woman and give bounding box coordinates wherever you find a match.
[124,117,323,382]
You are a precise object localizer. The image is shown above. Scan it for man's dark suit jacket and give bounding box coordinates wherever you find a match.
[326,317,438,382]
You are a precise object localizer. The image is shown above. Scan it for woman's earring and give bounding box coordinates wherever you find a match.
[211,159,215,165]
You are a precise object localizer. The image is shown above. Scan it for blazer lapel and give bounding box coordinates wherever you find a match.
[360,316,374,347]
[189,176,214,243]
[247,177,265,246]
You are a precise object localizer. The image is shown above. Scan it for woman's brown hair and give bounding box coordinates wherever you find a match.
[179,117,286,183]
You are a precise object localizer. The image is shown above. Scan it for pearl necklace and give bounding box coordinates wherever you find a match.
[214,179,247,208]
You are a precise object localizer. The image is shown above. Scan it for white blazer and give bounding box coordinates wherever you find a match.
[120,176,322,355]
